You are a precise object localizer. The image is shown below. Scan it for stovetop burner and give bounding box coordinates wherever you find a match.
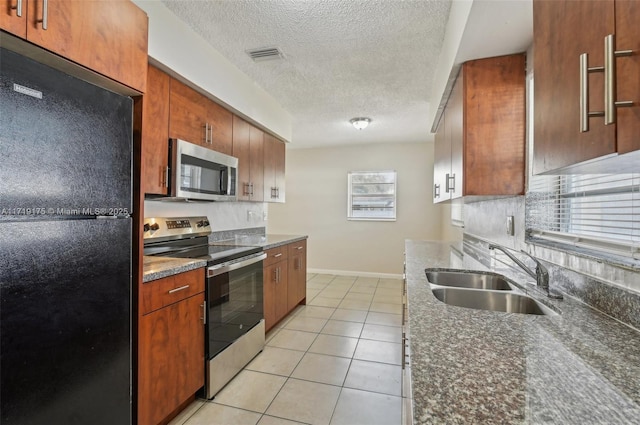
[143,216,261,264]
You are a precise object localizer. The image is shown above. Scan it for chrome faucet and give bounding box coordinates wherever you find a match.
[488,244,563,299]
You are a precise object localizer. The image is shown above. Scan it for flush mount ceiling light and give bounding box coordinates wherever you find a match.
[350,117,371,130]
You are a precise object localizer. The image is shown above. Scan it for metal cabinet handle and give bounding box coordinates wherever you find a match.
[168,284,190,294]
[274,253,282,258]
[604,34,634,125]
[201,301,207,325]
[12,0,23,17]
[163,166,170,188]
[446,174,455,192]
[38,0,48,30]
[434,184,440,198]
[401,332,406,370]
[296,246,303,250]
[579,53,605,132]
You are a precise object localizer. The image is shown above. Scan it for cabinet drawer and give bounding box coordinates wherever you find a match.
[264,246,288,266]
[142,268,204,315]
[288,240,307,256]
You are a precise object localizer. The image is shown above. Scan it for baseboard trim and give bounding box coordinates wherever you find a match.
[307,268,403,280]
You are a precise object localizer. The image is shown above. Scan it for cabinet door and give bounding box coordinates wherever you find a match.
[263,260,288,331]
[463,55,525,196]
[138,294,205,425]
[169,78,208,145]
[206,99,233,155]
[232,116,252,201]
[26,0,148,92]
[448,76,463,200]
[249,124,265,202]
[139,65,170,196]
[432,112,450,204]
[0,0,27,37]
[275,262,289,322]
[263,262,278,331]
[615,0,640,155]
[287,241,307,310]
[263,134,285,203]
[532,0,616,174]
[273,136,286,203]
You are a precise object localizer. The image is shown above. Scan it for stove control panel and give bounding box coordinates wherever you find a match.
[143,216,212,240]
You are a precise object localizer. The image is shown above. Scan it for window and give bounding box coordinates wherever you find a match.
[347,171,396,221]
[526,173,640,260]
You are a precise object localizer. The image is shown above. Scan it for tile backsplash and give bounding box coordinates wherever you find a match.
[144,200,267,231]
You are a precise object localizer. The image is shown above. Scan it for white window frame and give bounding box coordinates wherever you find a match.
[347,171,397,222]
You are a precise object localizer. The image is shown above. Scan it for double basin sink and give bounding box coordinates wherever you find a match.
[426,270,557,316]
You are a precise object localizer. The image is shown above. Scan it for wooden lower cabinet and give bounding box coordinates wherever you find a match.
[287,240,307,311]
[264,240,307,332]
[138,270,205,425]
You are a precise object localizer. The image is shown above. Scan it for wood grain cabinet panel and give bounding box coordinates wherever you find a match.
[264,257,288,332]
[136,64,170,196]
[287,240,307,311]
[206,98,233,156]
[169,78,208,145]
[232,116,264,202]
[138,292,205,425]
[433,54,525,203]
[263,134,286,203]
[0,0,27,37]
[532,0,639,173]
[10,0,149,92]
[264,241,307,332]
[140,268,204,315]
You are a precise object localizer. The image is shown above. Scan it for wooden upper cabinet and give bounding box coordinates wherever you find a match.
[612,0,640,155]
[0,0,27,37]
[433,54,525,203]
[206,98,233,156]
[232,116,264,202]
[263,134,286,203]
[5,0,148,92]
[532,0,639,174]
[138,64,170,196]
[169,78,208,145]
[169,79,234,154]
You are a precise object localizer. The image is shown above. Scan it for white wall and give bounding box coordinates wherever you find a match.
[132,0,292,142]
[267,142,442,276]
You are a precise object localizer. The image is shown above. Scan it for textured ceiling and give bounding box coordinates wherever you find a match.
[162,0,452,148]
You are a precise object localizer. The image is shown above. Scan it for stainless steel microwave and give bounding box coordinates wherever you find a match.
[168,139,238,201]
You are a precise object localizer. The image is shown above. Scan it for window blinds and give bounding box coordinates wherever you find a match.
[527,173,640,260]
[347,171,397,221]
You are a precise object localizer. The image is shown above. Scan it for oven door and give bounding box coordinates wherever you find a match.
[205,252,266,359]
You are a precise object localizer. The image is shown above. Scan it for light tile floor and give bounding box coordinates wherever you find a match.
[169,273,404,425]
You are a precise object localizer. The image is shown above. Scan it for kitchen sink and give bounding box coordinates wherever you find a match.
[425,271,514,290]
[431,287,556,316]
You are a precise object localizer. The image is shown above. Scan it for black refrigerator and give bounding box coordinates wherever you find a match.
[0,48,132,424]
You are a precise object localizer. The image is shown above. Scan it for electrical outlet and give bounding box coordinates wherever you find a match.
[247,211,253,222]
[506,216,514,236]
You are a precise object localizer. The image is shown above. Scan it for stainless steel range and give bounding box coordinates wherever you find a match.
[143,216,266,399]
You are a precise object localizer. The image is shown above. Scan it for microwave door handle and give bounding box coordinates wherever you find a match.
[226,167,233,195]
[219,168,227,195]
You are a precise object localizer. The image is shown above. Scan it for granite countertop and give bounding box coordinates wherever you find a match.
[142,256,206,283]
[143,235,306,282]
[405,240,640,424]
[211,234,307,250]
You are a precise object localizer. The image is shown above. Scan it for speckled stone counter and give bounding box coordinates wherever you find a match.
[405,240,640,424]
[142,256,206,283]
[211,234,307,250]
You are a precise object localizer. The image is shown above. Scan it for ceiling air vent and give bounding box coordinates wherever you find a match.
[246,47,284,62]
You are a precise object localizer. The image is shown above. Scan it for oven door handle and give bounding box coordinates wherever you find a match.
[207,252,267,278]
